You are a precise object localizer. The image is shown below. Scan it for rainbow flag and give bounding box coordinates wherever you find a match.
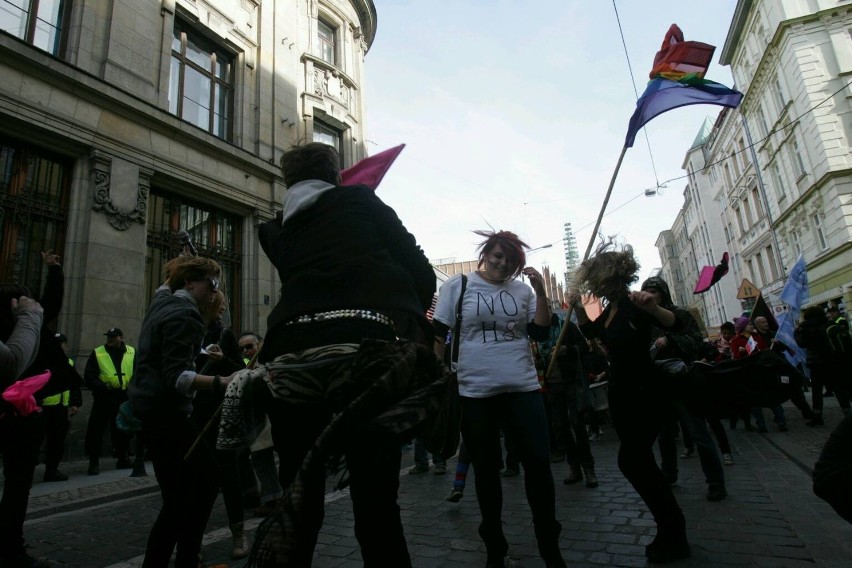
[625,25,743,148]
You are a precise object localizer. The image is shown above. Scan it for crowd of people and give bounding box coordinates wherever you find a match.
[1,142,851,568]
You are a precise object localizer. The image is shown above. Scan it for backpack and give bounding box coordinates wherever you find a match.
[825,319,852,356]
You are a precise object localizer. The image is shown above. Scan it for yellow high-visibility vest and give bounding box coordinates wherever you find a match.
[94,345,135,390]
[41,358,75,406]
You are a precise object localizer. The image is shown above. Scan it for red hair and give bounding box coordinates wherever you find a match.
[474,230,529,279]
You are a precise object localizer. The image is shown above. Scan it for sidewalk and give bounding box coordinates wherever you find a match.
[15,396,852,567]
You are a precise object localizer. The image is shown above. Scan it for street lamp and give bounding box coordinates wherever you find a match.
[528,243,553,255]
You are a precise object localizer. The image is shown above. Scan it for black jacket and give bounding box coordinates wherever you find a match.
[259,184,435,350]
[128,290,206,418]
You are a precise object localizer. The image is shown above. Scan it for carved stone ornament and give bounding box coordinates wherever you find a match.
[90,152,149,231]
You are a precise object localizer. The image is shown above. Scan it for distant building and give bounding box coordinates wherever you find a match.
[656,0,852,323]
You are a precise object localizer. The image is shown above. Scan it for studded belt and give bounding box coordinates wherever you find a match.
[284,309,394,328]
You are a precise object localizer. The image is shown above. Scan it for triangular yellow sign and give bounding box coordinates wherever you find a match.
[736,278,760,299]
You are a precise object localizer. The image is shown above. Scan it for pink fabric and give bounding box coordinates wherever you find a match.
[2,370,51,416]
[340,144,405,190]
[693,252,729,294]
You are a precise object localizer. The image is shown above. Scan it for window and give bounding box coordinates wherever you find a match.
[317,19,336,65]
[751,187,763,218]
[755,252,767,284]
[0,136,71,294]
[772,162,785,201]
[742,195,754,227]
[791,139,806,177]
[735,206,746,234]
[313,119,344,167]
[738,138,748,171]
[756,105,770,138]
[812,213,828,250]
[746,258,757,286]
[766,245,779,280]
[0,0,69,55]
[168,20,234,140]
[145,189,242,319]
[790,229,802,257]
[773,77,786,110]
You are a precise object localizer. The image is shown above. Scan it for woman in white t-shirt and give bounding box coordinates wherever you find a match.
[432,230,565,568]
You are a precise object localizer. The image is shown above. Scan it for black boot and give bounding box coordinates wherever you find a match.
[645,518,690,563]
[534,520,566,568]
[478,522,508,567]
[582,464,599,488]
[563,463,583,485]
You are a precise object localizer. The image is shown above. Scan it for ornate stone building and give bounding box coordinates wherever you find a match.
[657,0,852,327]
[0,0,377,358]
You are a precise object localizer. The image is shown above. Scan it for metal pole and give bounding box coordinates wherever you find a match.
[545,145,628,379]
[740,114,786,275]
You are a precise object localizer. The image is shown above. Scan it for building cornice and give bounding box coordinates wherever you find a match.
[720,0,753,65]
[350,0,377,52]
[773,168,852,225]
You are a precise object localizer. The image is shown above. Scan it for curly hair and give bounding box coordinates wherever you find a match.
[570,237,639,301]
[474,229,529,280]
[165,256,222,293]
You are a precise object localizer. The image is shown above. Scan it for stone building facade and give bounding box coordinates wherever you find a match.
[0,0,377,359]
[656,0,852,327]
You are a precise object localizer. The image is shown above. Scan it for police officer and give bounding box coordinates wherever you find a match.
[83,328,134,475]
[41,333,83,481]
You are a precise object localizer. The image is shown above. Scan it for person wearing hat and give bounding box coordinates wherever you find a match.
[40,332,83,481]
[83,327,135,475]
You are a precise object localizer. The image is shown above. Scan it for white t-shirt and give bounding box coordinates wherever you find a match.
[433,272,540,398]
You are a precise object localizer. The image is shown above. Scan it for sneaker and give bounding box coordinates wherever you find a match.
[408,463,430,475]
[446,488,464,502]
[680,448,695,459]
[707,483,728,501]
[502,467,520,478]
[433,464,447,475]
[722,453,734,466]
[43,469,69,482]
[778,423,789,432]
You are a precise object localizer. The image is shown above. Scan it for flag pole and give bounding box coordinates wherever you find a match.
[544,145,629,379]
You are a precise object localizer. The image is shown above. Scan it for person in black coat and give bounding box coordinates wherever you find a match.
[795,306,852,425]
[257,142,435,567]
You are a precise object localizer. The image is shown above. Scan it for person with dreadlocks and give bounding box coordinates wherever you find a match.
[252,142,436,567]
[568,239,691,564]
[431,229,565,568]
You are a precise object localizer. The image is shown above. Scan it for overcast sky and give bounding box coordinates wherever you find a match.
[363,0,738,290]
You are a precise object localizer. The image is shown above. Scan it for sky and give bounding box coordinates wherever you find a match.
[363,0,738,291]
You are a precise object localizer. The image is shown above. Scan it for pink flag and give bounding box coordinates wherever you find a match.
[693,252,729,294]
[340,144,405,190]
[2,370,51,416]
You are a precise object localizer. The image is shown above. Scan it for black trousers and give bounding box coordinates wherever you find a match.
[0,413,43,560]
[609,384,685,536]
[141,414,220,568]
[268,397,410,568]
[41,404,69,471]
[85,390,130,459]
[548,388,594,467]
